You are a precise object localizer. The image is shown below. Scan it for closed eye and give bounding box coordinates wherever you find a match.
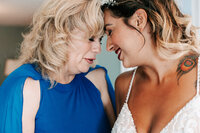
[89,36,95,42]
[99,36,103,42]
[99,36,103,45]
[105,30,112,36]
[89,36,103,45]
[108,30,112,36]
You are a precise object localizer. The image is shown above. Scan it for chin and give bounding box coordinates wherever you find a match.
[123,61,135,68]
[80,67,90,73]
[122,61,130,68]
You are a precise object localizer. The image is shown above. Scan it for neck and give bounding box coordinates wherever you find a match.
[52,67,75,84]
[139,54,199,85]
[139,58,178,84]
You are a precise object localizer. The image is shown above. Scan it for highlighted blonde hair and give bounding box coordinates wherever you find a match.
[102,0,200,59]
[19,0,104,82]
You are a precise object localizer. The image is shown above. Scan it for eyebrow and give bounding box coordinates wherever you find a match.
[104,24,112,31]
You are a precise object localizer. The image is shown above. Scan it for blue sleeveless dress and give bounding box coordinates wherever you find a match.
[0,64,116,133]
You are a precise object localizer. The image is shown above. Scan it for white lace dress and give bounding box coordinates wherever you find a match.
[112,57,200,133]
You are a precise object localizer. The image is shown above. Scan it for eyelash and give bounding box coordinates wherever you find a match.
[99,36,103,45]
[106,30,112,36]
[89,36,103,45]
[89,37,95,42]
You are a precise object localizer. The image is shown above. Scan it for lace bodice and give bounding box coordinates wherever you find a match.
[111,103,136,133]
[112,57,200,133]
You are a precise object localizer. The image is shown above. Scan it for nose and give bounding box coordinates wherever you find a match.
[106,38,115,52]
[92,41,101,54]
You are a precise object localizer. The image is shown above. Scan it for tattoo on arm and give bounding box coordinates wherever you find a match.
[176,55,198,83]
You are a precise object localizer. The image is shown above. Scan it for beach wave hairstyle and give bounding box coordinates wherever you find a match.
[18,0,104,83]
[102,0,200,59]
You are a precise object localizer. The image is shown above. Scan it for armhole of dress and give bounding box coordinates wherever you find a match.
[196,56,200,95]
[35,79,42,119]
[125,67,137,103]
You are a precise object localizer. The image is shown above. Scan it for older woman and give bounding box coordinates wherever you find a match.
[0,0,116,132]
[102,0,200,132]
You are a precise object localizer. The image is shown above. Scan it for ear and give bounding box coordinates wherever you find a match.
[129,9,147,32]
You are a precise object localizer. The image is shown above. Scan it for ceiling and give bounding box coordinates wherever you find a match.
[0,0,43,26]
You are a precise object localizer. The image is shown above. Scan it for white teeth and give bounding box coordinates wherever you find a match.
[117,49,121,55]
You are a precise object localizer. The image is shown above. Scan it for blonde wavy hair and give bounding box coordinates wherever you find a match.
[18,0,104,82]
[102,0,200,59]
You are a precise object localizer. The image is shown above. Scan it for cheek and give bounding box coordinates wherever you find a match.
[126,33,144,51]
[67,52,80,65]
[78,44,91,54]
[111,33,121,45]
[113,29,132,47]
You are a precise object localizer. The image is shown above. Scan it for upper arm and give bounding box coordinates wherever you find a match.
[85,68,106,93]
[86,68,116,127]
[22,77,40,133]
[85,68,111,106]
[115,70,134,115]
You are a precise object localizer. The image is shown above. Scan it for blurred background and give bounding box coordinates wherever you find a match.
[0,0,199,86]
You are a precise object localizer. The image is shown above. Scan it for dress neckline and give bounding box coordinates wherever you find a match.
[52,74,81,92]
[123,94,200,133]
[122,56,200,133]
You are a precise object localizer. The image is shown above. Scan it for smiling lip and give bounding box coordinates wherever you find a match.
[85,58,95,64]
[115,48,121,60]
[118,53,121,60]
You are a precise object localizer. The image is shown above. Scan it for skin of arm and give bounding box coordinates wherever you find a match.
[22,78,40,133]
[86,68,116,127]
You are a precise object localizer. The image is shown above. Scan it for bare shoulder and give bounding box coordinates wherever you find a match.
[23,77,40,100]
[22,77,40,132]
[85,68,106,91]
[115,70,135,114]
[115,70,134,97]
[86,68,116,126]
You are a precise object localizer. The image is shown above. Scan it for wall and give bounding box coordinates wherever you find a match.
[0,26,26,85]
[97,37,120,86]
